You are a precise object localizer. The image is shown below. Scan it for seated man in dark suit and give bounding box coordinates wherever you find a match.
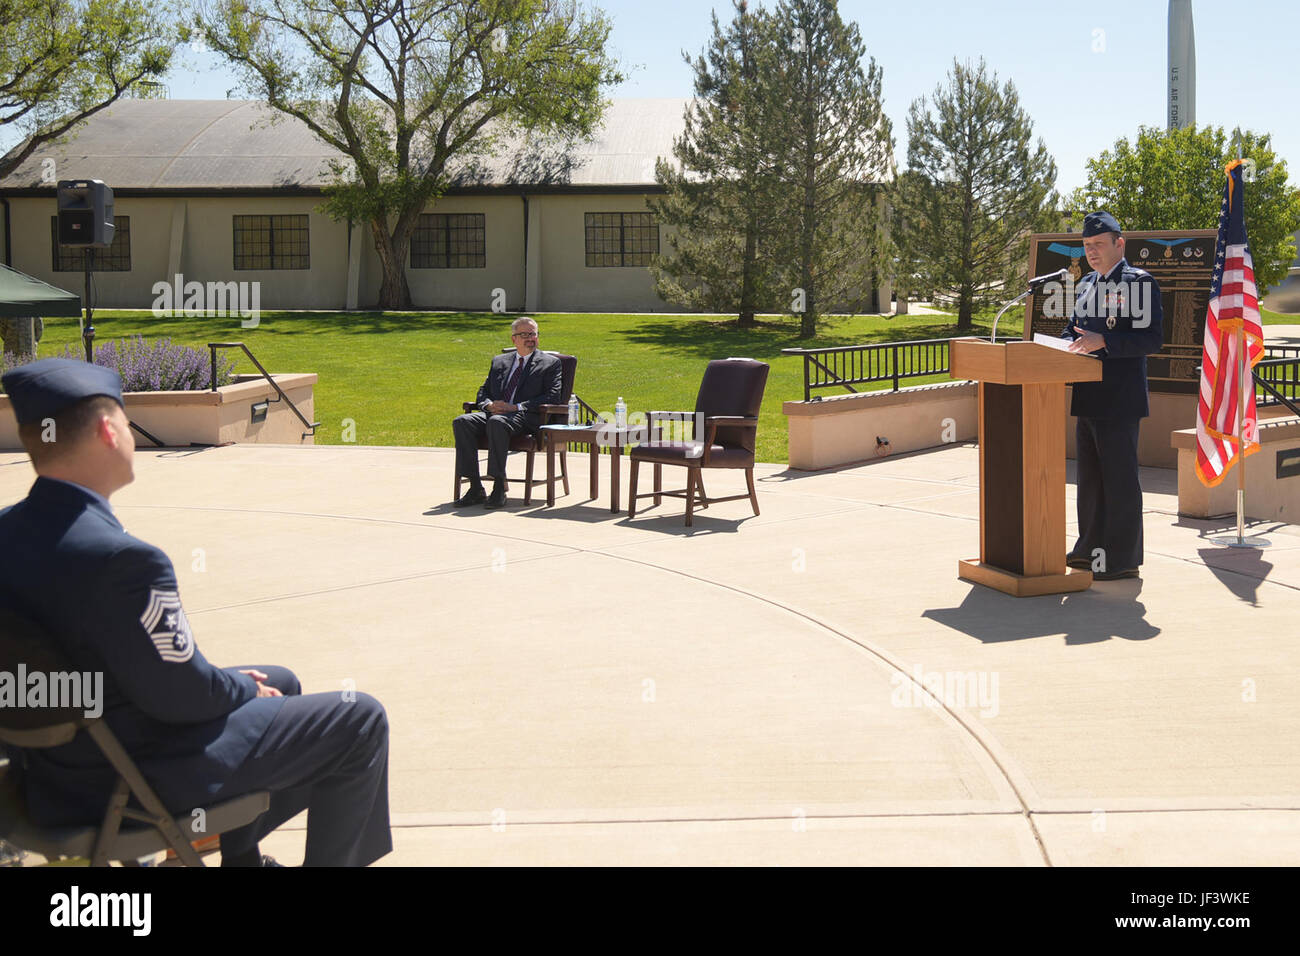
[452,316,563,508]
[0,359,391,866]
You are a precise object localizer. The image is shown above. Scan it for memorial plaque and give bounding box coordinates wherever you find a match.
[1024,229,1217,393]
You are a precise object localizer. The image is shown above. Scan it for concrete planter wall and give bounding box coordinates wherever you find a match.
[784,381,978,470]
[0,373,317,449]
[1172,414,1300,520]
[782,381,1281,472]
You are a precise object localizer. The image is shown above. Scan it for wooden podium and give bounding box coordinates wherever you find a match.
[950,339,1104,597]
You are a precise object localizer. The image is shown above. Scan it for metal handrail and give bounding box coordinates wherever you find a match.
[208,342,320,439]
[781,336,1019,402]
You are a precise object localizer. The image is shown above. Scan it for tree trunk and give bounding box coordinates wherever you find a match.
[737,10,757,330]
[0,317,38,356]
[799,264,816,339]
[371,218,413,309]
[957,289,973,331]
[799,170,817,339]
[738,211,758,327]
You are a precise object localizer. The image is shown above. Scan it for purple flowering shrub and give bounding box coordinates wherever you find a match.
[2,337,238,391]
[0,351,35,377]
[87,337,236,391]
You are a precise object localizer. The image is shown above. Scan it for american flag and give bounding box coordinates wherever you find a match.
[1195,160,1265,487]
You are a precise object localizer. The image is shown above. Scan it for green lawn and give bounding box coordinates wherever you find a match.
[29,303,1296,464]
[34,310,1014,464]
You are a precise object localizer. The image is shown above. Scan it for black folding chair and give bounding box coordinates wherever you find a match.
[0,607,269,866]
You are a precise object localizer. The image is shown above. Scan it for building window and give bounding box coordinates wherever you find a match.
[233,214,310,270]
[410,213,486,268]
[51,216,131,271]
[585,212,658,267]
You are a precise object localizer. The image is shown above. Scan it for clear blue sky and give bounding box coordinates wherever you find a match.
[46,0,1300,197]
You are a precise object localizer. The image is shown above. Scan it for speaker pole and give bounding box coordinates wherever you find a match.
[82,248,95,363]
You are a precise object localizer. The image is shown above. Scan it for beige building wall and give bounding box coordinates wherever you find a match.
[4,195,353,310]
[6,195,180,305]
[181,197,349,310]
[4,191,674,313]
[531,193,663,313]
[357,194,527,312]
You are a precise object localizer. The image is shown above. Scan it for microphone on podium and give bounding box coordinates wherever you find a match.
[1027,268,1069,290]
[989,269,1071,341]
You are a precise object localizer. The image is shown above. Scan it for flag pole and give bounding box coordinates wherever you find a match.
[1235,135,1246,545]
[1211,143,1269,550]
[1218,302,1267,548]
[1235,323,1246,543]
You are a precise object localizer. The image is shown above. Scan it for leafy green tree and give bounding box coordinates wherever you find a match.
[1070,125,1300,293]
[767,0,893,338]
[194,0,622,309]
[649,1,784,327]
[899,57,1058,330]
[0,0,176,180]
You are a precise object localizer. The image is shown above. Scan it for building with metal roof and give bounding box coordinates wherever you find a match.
[0,98,713,312]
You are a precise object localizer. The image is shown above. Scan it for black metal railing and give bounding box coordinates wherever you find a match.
[782,336,1019,402]
[1254,346,1300,416]
[209,342,320,439]
[782,335,1300,416]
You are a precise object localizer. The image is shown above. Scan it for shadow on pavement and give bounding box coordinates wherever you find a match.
[1196,547,1274,606]
[923,580,1161,646]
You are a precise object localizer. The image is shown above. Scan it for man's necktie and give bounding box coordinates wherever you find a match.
[504,358,527,404]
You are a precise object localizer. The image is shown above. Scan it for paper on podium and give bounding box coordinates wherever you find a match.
[1032,333,1075,353]
[1034,332,1097,356]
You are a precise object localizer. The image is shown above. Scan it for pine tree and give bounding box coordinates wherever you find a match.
[765,0,894,339]
[900,57,1058,331]
[649,1,784,327]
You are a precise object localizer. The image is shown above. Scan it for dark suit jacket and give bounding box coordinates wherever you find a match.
[474,349,564,429]
[0,477,283,825]
[1061,258,1165,419]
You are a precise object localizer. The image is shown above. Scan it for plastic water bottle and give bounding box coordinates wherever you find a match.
[568,394,579,425]
[615,397,627,429]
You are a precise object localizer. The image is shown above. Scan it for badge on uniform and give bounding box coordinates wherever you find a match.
[140,589,196,663]
[1107,315,1117,329]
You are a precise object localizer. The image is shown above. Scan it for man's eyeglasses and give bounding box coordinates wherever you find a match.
[512,331,538,338]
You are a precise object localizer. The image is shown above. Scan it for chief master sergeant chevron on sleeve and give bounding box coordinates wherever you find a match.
[1060,211,1165,580]
[0,358,391,866]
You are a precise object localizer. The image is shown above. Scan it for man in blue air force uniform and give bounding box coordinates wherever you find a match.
[1060,211,1165,579]
[0,359,391,865]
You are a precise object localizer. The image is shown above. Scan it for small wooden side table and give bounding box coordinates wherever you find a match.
[540,424,635,512]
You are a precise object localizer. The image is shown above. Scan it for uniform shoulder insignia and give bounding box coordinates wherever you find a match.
[1124,264,1151,279]
[139,589,196,663]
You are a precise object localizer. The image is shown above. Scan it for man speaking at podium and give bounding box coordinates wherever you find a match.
[1062,211,1164,580]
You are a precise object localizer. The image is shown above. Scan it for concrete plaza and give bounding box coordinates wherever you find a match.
[2,439,1296,866]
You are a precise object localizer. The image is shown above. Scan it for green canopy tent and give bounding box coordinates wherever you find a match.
[0,264,81,357]
[0,264,81,317]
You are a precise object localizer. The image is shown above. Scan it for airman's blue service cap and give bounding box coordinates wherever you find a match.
[1082,211,1122,237]
[2,358,123,425]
